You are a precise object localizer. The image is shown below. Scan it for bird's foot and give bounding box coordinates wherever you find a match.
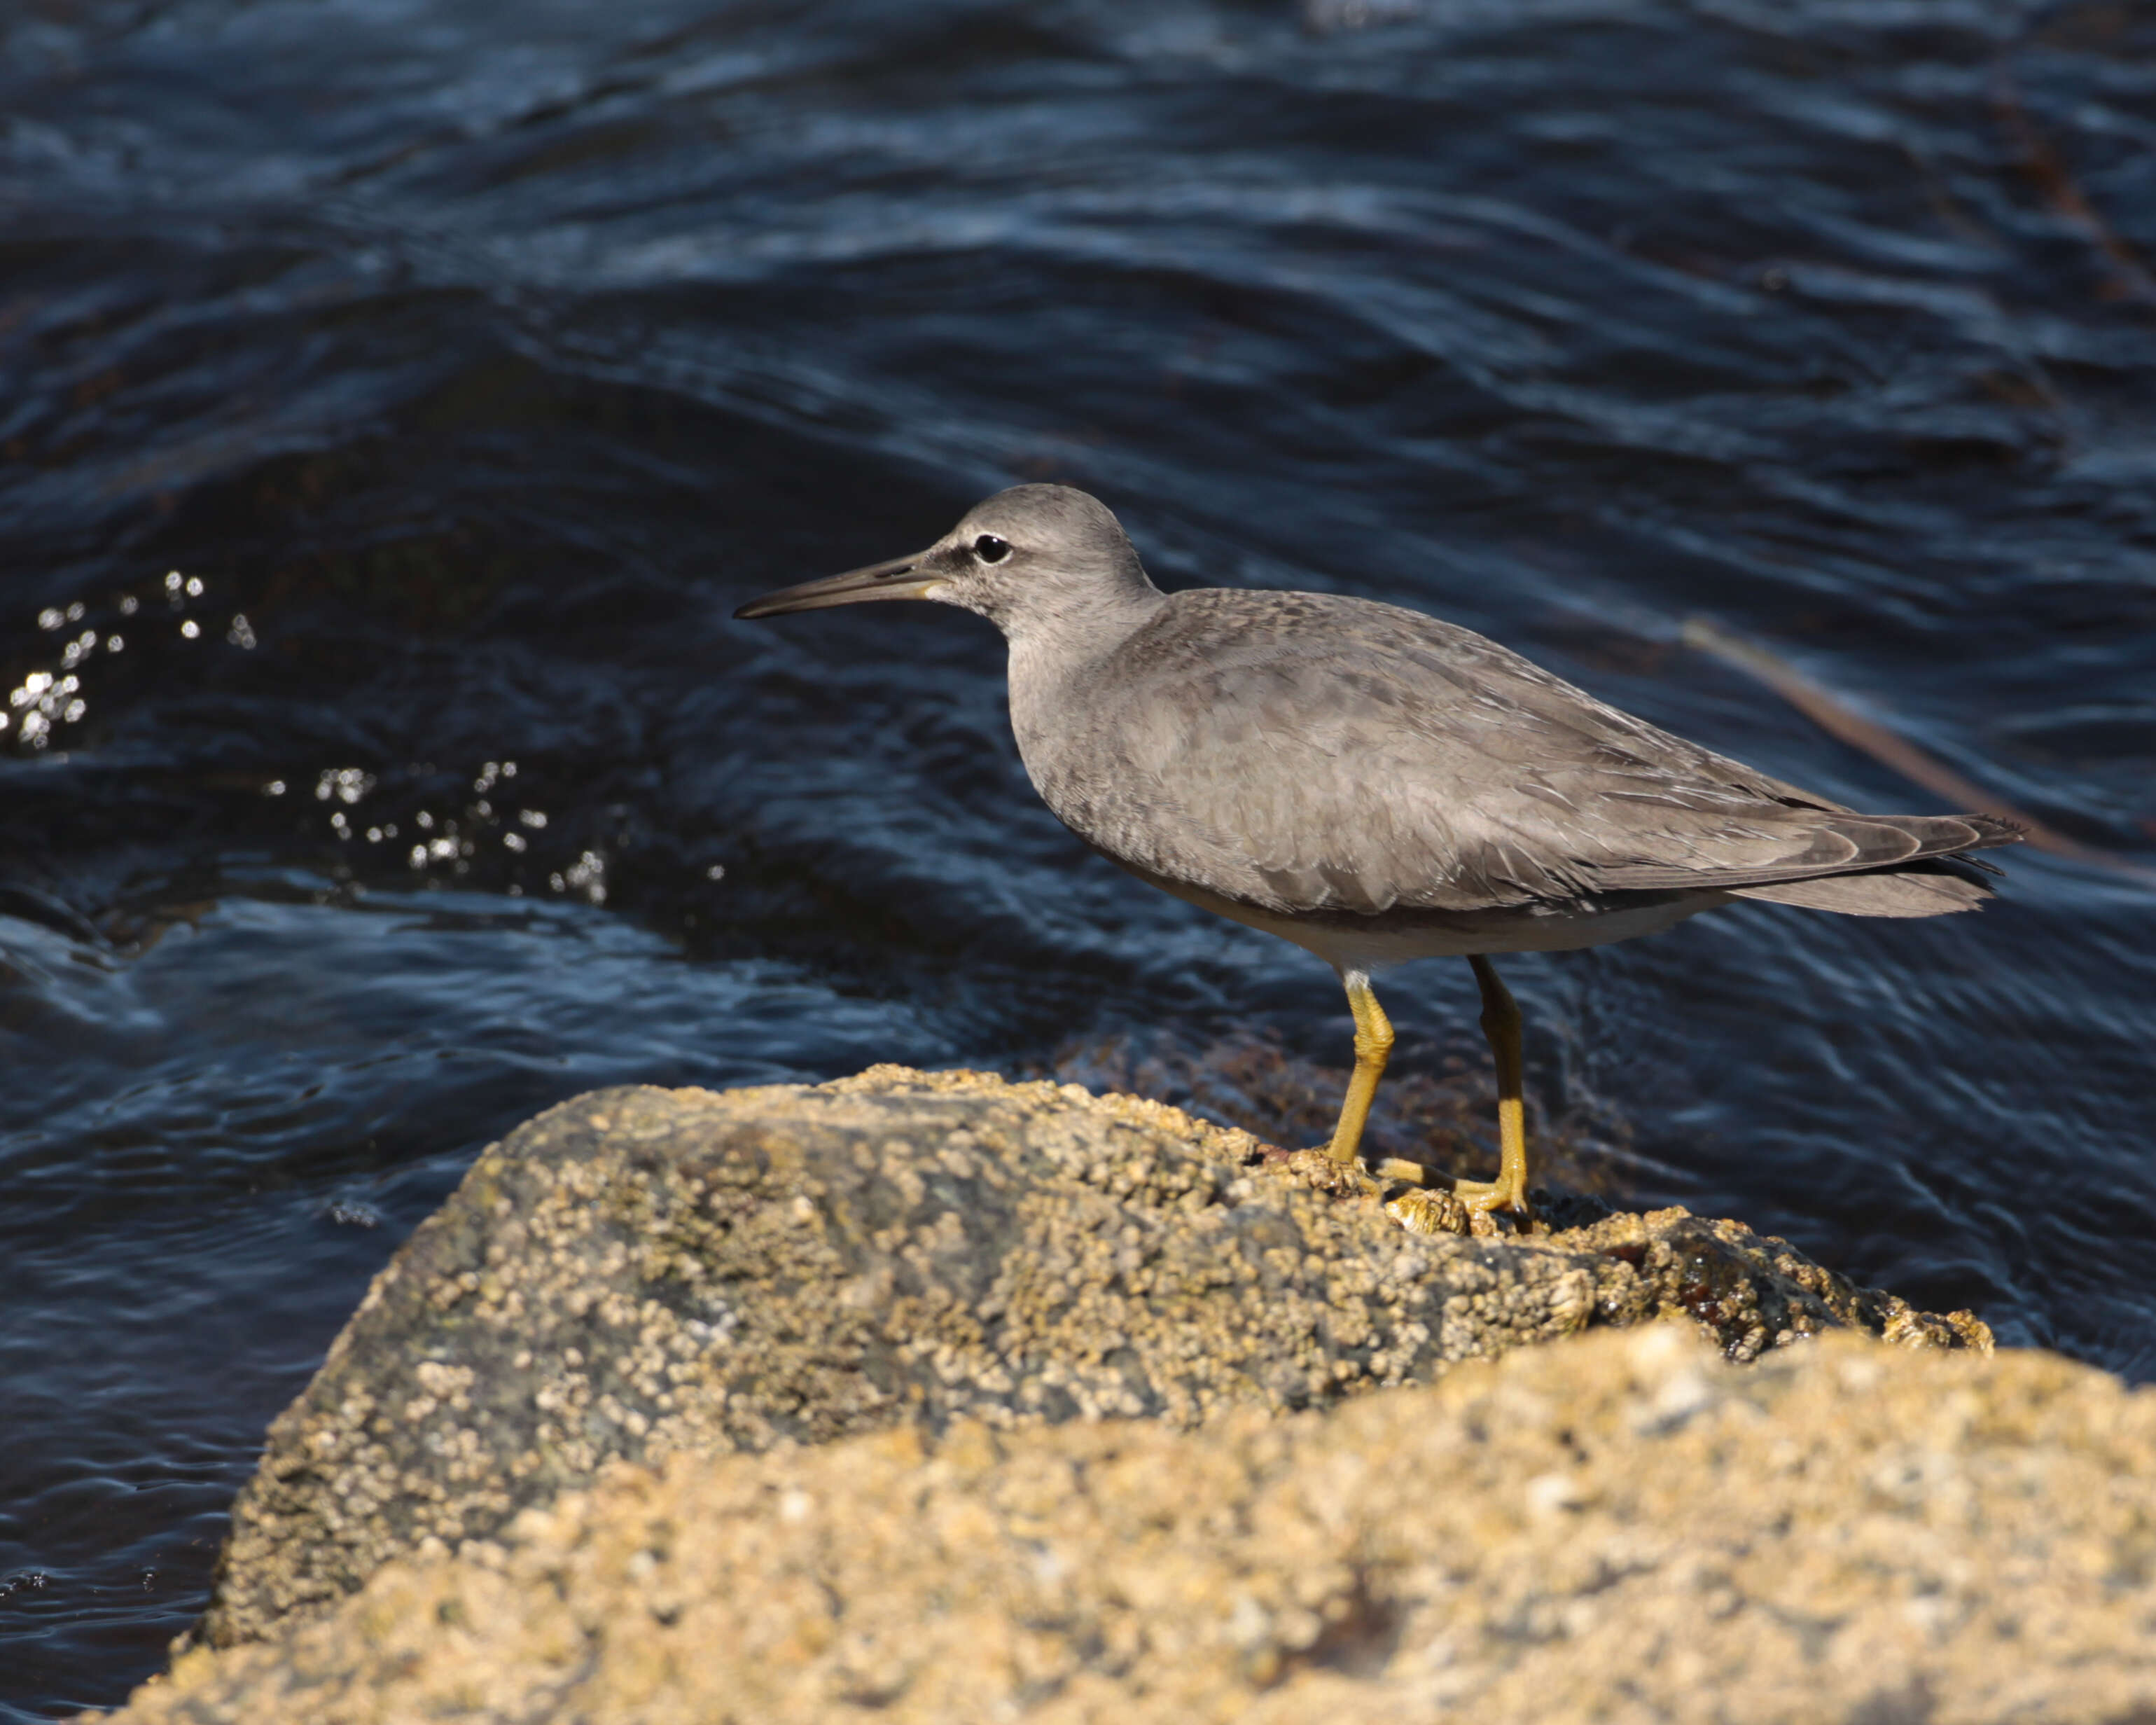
[1360,1151,1536,1233]
[1360,1156,1517,1238]
[1368,1156,1436,1187]
[1281,1147,1531,1236]
[1449,1172,1536,1231]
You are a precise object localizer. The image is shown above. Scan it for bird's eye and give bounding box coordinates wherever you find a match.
[973,534,1010,564]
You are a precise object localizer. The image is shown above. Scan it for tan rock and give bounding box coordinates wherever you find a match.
[99,1325,2156,1725]
[186,1067,1986,1652]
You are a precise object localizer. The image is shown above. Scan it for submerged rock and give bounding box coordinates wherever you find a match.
[188,1065,1985,1651]
[109,1326,2154,1725]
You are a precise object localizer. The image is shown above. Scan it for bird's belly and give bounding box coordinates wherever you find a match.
[1141,870,1730,973]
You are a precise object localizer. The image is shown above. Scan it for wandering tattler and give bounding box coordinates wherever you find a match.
[737,485,2019,1221]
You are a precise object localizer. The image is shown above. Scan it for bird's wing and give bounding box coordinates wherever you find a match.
[1050,592,2015,917]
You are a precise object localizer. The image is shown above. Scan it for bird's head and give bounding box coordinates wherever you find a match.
[734,484,1158,637]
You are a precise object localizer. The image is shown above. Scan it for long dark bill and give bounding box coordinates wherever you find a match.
[733,553,944,619]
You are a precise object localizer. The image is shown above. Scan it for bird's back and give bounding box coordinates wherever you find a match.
[1008,587,2015,921]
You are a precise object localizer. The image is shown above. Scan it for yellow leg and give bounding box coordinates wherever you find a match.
[1454,955,1533,1220]
[1323,968,1394,1166]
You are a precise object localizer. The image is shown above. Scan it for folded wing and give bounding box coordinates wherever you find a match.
[1064,590,2019,919]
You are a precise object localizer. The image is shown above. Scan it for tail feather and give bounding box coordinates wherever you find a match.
[1731,864,1992,918]
[1725,812,2019,919]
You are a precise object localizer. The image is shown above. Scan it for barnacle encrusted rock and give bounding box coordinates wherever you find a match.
[190,1065,1986,1649]
[111,1326,2153,1725]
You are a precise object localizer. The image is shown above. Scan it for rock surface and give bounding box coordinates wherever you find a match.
[189,1066,1986,1651]
[104,1325,2156,1725]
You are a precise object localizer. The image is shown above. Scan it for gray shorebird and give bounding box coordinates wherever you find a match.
[737,485,2019,1220]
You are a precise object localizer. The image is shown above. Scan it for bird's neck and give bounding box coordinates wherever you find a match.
[1002,581,1165,675]
[1002,581,1168,773]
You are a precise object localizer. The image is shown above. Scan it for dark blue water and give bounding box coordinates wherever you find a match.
[4,0,2153,1714]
